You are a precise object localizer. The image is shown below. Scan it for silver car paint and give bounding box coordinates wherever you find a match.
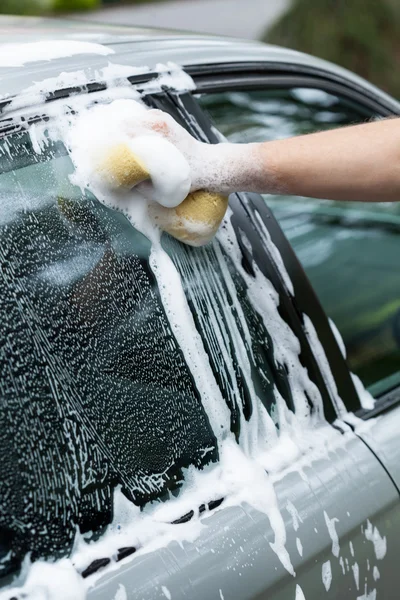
[0,17,398,113]
[88,427,400,599]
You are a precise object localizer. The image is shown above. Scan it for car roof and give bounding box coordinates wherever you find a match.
[0,15,397,111]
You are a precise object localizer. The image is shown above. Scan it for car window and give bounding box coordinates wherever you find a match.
[199,88,400,395]
[0,123,307,578]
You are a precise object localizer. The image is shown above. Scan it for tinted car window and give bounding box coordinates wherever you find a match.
[0,125,297,577]
[199,88,400,394]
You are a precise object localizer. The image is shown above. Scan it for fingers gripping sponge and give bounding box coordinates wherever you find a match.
[99,143,228,246]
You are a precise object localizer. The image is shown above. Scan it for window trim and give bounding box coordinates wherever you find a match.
[357,385,400,420]
[188,61,400,116]
[188,61,400,417]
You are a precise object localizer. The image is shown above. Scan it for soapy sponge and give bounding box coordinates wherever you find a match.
[97,143,150,189]
[96,136,191,208]
[151,190,228,247]
[99,142,228,246]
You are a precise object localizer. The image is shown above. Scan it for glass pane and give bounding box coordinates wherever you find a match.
[0,126,297,577]
[199,89,400,392]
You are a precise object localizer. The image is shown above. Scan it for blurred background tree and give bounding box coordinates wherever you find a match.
[52,0,99,10]
[1,0,99,14]
[264,0,400,99]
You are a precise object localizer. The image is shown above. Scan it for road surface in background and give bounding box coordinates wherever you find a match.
[73,0,289,40]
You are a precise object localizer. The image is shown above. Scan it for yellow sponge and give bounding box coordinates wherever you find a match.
[97,143,228,245]
[150,190,228,246]
[97,143,150,189]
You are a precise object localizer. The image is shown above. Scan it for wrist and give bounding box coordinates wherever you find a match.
[192,141,261,195]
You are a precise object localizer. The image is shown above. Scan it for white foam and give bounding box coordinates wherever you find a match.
[322,560,332,591]
[286,500,303,532]
[295,584,306,600]
[357,588,376,600]
[328,319,375,411]
[364,520,387,560]
[373,566,380,581]
[254,209,294,296]
[324,511,340,557]
[352,562,360,590]
[0,559,85,600]
[67,99,191,209]
[339,556,345,575]
[303,314,347,416]
[127,135,191,207]
[5,61,194,116]
[351,373,375,410]
[0,40,113,68]
[329,317,346,359]
[114,584,127,600]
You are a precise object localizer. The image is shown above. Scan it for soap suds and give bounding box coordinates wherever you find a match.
[67,99,191,210]
[352,562,360,590]
[303,314,347,416]
[324,511,340,557]
[5,61,193,117]
[295,584,306,600]
[0,40,113,68]
[286,500,303,532]
[339,556,345,575]
[357,588,376,600]
[322,560,332,591]
[114,584,128,600]
[328,318,375,411]
[329,317,346,359]
[351,373,375,410]
[0,559,85,600]
[373,566,380,581]
[364,520,387,560]
[254,209,294,296]
[161,585,172,599]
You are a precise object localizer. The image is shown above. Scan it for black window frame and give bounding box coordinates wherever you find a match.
[164,89,353,422]
[187,60,400,420]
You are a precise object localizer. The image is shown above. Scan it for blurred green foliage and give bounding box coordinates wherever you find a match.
[0,0,100,14]
[52,0,99,10]
[264,0,400,99]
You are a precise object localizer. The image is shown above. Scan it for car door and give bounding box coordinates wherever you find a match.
[87,85,400,600]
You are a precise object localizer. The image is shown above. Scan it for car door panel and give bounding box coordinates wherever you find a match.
[351,400,400,492]
[89,426,400,599]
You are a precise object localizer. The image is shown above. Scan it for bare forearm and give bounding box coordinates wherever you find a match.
[134,110,400,204]
[209,118,400,202]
